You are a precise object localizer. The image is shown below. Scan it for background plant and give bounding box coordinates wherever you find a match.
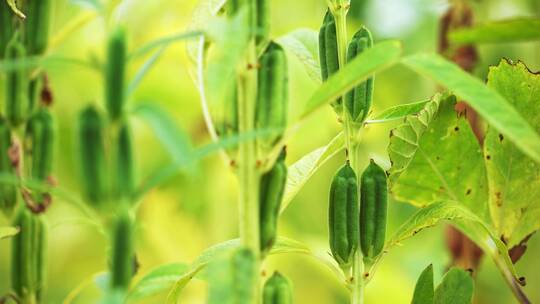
[0,0,540,303]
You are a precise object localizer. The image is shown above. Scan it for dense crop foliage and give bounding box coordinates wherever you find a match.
[1,0,540,303]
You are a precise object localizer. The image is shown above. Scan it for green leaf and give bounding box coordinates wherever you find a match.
[207,248,257,304]
[166,239,242,304]
[133,128,278,202]
[484,60,540,247]
[411,264,434,304]
[71,0,104,12]
[402,53,540,163]
[281,132,344,213]
[127,47,166,96]
[205,11,251,110]
[301,41,402,118]
[383,201,525,301]
[368,100,429,123]
[127,263,189,302]
[133,103,195,168]
[449,18,540,46]
[129,31,203,59]
[0,55,97,73]
[388,94,488,217]
[165,237,337,303]
[434,268,474,304]
[386,201,484,250]
[0,226,19,239]
[6,0,25,19]
[277,29,321,83]
[185,0,226,65]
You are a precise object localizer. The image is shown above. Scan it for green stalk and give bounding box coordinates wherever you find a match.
[349,141,364,304]
[237,38,261,303]
[331,2,365,304]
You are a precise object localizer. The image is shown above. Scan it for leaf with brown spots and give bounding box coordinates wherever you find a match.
[484,60,540,248]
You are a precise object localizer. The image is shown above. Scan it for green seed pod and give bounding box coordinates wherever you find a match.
[25,108,54,204]
[79,106,108,206]
[11,208,47,303]
[0,117,17,216]
[259,149,287,254]
[5,33,29,127]
[318,11,341,114]
[115,120,134,201]
[255,0,269,45]
[263,272,293,304]
[105,26,127,121]
[345,27,374,123]
[28,76,42,114]
[255,41,288,152]
[360,159,388,263]
[24,0,52,55]
[110,209,135,290]
[214,79,239,160]
[26,108,54,181]
[0,0,15,59]
[328,162,359,269]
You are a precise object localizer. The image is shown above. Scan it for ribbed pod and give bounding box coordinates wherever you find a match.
[255,0,269,45]
[0,0,14,58]
[360,160,388,263]
[345,27,374,123]
[110,209,135,290]
[11,207,47,303]
[79,106,108,206]
[263,272,293,304]
[255,42,288,151]
[25,108,54,204]
[328,162,359,268]
[5,34,29,127]
[115,120,134,201]
[26,108,54,181]
[214,80,239,160]
[0,118,17,215]
[259,149,287,254]
[105,26,127,121]
[24,0,52,55]
[318,11,341,114]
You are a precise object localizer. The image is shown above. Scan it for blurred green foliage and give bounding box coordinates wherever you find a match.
[1,0,540,303]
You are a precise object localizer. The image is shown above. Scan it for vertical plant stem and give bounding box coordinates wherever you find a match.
[350,141,364,304]
[237,39,261,302]
[332,3,365,303]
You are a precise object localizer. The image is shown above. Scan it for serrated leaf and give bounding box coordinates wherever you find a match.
[449,18,540,46]
[301,41,402,118]
[402,53,540,163]
[368,100,429,123]
[127,263,189,302]
[386,201,483,249]
[434,268,474,304]
[411,264,434,304]
[383,201,524,300]
[0,226,19,239]
[484,60,540,247]
[277,29,321,83]
[281,132,344,213]
[388,94,488,218]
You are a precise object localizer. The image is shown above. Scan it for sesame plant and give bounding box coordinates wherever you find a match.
[1,0,540,303]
